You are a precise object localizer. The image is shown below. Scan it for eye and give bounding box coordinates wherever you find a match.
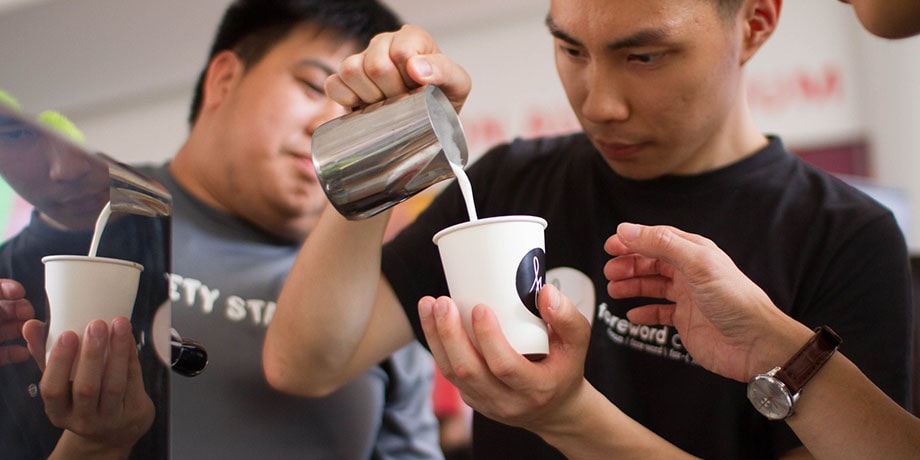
[1,128,32,139]
[297,77,325,97]
[0,126,39,143]
[0,127,41,155]
[627,53,664,65]
[557,44,585,59]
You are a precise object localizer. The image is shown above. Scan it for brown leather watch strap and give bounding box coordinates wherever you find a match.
[774,326,842,394]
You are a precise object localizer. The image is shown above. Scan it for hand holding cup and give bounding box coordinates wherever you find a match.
[434,215,549,358]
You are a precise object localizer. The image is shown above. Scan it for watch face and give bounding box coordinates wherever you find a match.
[747,375,794,420]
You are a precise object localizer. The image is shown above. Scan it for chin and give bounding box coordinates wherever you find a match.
[603,160,659,181]
[304,197,328,215]
[286,202,325,229]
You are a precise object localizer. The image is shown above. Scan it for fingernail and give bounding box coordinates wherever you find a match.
[412,57,432,79]
[113,317,131,337]
[472,304,485,321]
[433,298,448,319]
[618,222,641,241]
[418,298,433,319]
[59,331,77,348]
[545,284,560,312]
[87,320,106,345]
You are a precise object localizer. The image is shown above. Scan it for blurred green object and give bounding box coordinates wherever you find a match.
[0,89,86,144]
[0,88,22,112]
[37,109,86,144]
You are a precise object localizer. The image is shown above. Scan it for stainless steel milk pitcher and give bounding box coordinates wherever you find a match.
[312,85,469,220]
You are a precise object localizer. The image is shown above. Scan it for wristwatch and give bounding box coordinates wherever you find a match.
[747,326,842,420]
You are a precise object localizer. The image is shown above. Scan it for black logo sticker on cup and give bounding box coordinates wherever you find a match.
[516,248,546,318]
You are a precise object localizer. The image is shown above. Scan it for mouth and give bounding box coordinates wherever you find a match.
[287,151,318,181]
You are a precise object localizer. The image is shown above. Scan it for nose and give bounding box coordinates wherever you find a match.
[579,64,630,124]
[47,142,93,183]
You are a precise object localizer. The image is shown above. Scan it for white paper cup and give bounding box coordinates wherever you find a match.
[433,215,549,358]
[42,255,143,372]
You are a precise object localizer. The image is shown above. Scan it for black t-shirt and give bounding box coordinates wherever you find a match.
[0,218,84,459]
[383,133,913,459]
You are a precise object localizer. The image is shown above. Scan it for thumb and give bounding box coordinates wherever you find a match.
[22,319,47,370]
[407,54,471,113]
[538,284,590,349]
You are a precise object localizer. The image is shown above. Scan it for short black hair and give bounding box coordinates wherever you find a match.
[188,0,401,125]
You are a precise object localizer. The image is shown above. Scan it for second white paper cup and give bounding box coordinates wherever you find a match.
[42,255,143,373]
[433,215,549,357]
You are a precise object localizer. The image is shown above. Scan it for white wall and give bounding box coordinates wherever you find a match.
[1,0,918,251]
[858,33,920,253]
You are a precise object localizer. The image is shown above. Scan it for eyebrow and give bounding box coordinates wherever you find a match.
[545,15,670,51]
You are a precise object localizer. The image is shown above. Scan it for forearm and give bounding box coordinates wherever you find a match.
[534,380,700,460]
[264,206,393,394]
[745,312,919,459]
[785,353,920,460]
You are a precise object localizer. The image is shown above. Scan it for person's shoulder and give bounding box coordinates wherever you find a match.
[782,161,900,235]
[765,137,886,208]
[130,162,168,183]
[796,161,889,212]
[128,162,185,201]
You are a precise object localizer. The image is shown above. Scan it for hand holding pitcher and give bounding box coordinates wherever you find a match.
[324,24,471,114]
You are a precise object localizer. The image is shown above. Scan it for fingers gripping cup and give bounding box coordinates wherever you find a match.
[42,255,143,375]
[433,216,549,358]
[312,85,468,220]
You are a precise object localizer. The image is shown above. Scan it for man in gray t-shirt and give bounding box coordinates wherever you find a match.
[139,163,439,459]
[142,1,441,458]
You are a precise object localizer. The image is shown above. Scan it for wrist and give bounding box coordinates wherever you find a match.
[533,379,697,458]
[747,325,842,421]
[51,431,133,460]
[746,311,814,381]
[527,378,597,440]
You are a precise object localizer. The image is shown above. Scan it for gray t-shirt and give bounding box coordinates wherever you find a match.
[140,164,441,460]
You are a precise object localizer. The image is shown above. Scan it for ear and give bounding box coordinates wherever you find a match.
[200,50,244,113]
[739,0,782,65]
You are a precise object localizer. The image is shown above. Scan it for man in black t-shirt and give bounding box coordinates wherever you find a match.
[264,1,912,459]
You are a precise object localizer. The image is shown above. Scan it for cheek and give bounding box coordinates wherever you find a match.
[648,67,727,130]
[555,58,586,107]
[238,116,287,159]
[687,71,737,130]
[6,162,50,190]
[238,88,300,134]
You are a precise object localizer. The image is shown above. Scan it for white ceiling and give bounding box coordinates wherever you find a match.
[0,0,539,113]
[0,0,48,15]
[0,0,539,26]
